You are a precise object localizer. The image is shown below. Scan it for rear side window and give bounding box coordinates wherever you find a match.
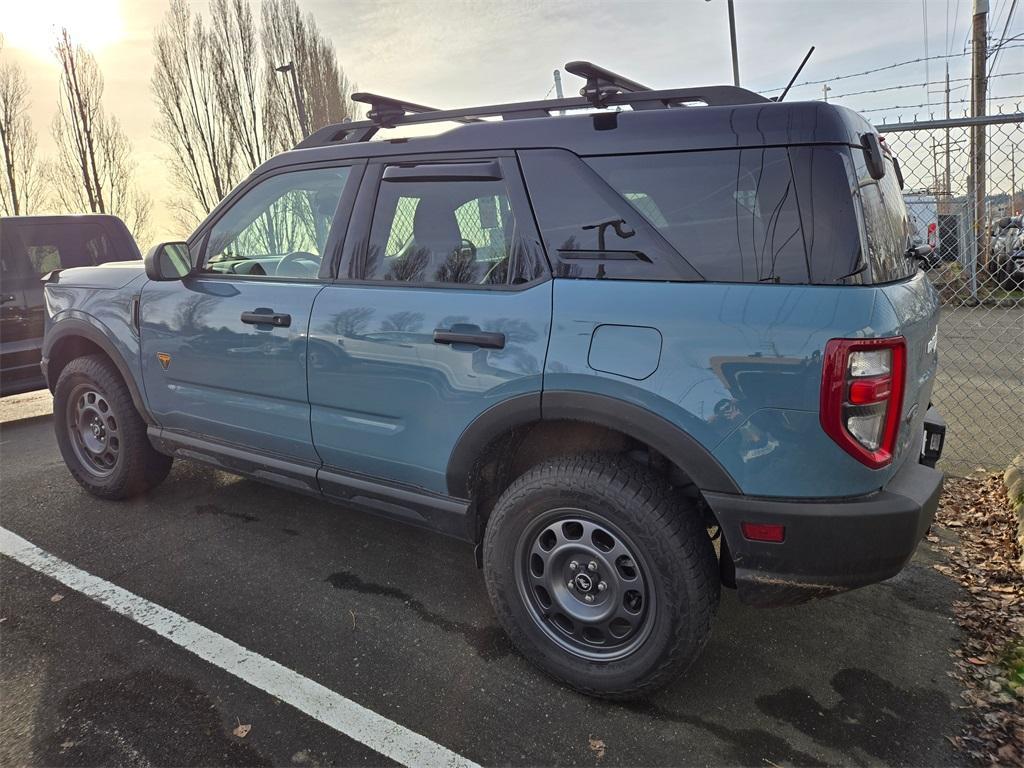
[586,149,808,283]
[852,149,917,283]
[518,149,702,281]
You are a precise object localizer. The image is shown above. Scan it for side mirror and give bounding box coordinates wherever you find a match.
[860,133,886,181]
[906,243,933,261]
[145,242,192,281]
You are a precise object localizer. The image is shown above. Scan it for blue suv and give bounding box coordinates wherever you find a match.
[41,63,946,697]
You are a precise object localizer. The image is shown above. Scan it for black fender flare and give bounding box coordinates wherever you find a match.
[43,318,156,426]
[445,390,740,498]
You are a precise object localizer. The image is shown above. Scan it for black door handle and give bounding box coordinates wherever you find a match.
[241,309,291,327]
[433,327,505,349]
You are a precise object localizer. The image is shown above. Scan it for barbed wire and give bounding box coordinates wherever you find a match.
[762,44,1024,94]
[829,70,1024,100]
[855,93,1024,114]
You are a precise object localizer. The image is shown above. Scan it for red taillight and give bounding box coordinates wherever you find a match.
[820,337,906,469]
[741,522,786,543]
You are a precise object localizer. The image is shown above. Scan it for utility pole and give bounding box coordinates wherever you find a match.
[552,69,564,116]
[945,64,952,199]
[971,0,989,269]
[275,62,311,139]
[822,83,831,102]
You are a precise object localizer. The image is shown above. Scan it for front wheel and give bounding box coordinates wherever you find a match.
[54,354,172,500]
[483,454,719,698]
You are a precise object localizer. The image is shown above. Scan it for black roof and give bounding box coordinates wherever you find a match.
[262,100,874,174]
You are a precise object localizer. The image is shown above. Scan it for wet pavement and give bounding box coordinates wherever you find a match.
[0,402,968,766]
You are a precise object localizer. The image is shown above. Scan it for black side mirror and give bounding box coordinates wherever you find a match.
[861,133,886,181]
[906,243,933,261]
[145,242,192,281]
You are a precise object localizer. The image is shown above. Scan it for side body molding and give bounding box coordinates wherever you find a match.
[445,390,740,499]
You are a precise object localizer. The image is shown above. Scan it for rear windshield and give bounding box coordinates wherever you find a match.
[1,219,134,277]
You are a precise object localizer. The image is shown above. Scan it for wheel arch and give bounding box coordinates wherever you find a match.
[447,391,740,541]
[44,319,155,426]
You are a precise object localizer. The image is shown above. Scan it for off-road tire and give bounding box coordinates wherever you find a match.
[483,453,719,698]
[53,354,172,499]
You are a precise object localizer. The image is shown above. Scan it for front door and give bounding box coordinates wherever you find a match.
[141,163,361,465]
[307,155,552,498]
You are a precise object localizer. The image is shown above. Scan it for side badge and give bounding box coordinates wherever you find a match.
[157,353,171,370]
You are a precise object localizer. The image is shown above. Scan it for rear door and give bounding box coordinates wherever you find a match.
[140,162,362,470]
[307,154,552,498]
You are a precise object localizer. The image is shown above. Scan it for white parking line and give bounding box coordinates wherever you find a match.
[0,526,480,768]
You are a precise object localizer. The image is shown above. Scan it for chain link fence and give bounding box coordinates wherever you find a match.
[880,113,1023,475]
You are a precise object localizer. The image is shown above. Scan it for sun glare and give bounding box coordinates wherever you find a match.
[3,0,125,59]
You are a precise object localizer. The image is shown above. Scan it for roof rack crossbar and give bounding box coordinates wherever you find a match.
[564,60,652,107]
[294,65,770,150]
[352,92,483,128]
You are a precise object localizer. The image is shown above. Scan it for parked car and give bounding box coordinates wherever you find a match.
[989,215,1024,290]
[0,215,141,396]
[40,63,946,698]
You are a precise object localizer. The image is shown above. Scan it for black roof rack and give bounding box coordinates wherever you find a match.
[295,61,769,149]
[564,61,651,107]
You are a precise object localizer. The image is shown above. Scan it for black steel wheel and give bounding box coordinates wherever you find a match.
[66,384,121,478]
[515,510,655,661]
[54,354,172,499]
[484,454,719,699]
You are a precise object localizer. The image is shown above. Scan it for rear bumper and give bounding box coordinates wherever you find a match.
[704,455,943,607]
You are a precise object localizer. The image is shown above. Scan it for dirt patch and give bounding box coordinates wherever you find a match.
[931,474,1024,764]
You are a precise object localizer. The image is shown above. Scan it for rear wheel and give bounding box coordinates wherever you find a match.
[54,354,172,499]
[483,454,719,698]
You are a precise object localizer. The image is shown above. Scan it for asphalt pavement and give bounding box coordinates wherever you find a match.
[0,401,969,767]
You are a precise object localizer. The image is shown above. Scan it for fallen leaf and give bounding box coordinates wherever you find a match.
[233,723,251,738]
[50,594,63,603]
[588,736,606,760]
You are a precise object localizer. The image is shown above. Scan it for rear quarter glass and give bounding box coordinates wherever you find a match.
[527,146,867,286]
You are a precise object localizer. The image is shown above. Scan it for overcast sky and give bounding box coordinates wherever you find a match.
[4,0,1022,243]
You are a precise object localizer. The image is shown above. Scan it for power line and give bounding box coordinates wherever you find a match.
[762,45,1024,93]
[989,0,1020,75]
[830,70,1024,99]
[950,0,964,55]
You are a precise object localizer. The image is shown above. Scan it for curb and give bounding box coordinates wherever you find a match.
[1004,453,1024,569]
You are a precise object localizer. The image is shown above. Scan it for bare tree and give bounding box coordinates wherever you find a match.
[152,0,357,223]
[0,36,45,215]
[261,0,356,152]
[210,0,268,172]
[152,0,239,229]
[50,30,151,243]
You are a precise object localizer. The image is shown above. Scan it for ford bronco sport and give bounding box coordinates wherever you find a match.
[41,62,946,697]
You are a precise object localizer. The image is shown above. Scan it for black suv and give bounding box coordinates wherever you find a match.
[1,215,140,396]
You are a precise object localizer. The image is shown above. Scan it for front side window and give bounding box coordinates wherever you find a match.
[204,166,351,279]
[360,176,518,286]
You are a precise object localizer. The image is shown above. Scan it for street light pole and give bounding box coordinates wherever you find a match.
[275,61,310,138]
[726,0,740,87]
[706,0,741,86]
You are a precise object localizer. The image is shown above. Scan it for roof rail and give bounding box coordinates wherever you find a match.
[295,61,770,150]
